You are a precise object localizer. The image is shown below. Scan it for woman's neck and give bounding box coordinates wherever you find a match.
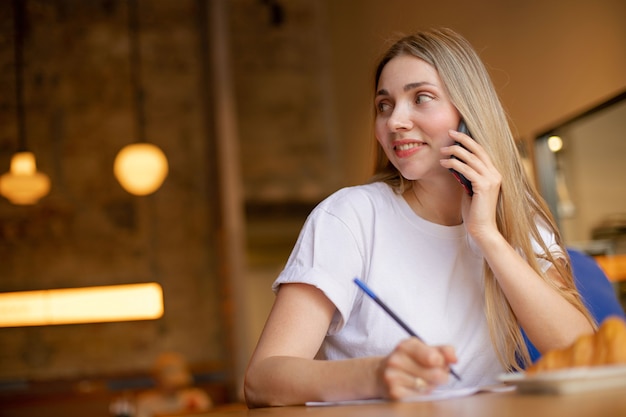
[404,181,463,226]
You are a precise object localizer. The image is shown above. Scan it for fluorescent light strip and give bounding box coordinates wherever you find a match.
[0,283,164,327]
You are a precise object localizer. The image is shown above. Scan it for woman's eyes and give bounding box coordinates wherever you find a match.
[376,93,434,113]
[376,101,391,113]
[415,93,434,104]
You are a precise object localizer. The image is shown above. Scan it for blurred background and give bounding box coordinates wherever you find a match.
[0,0,624,415]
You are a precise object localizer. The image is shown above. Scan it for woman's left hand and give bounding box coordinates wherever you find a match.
[440,129,502,241]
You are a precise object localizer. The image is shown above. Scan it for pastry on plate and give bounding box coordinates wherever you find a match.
[526,316,626,375]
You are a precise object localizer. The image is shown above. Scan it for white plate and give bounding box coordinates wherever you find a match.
[499,365,626,394]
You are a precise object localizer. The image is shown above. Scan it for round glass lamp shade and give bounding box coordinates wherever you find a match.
[114,143,168,196]
[0,152,51,205]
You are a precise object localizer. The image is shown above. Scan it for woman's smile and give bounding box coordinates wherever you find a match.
[393,139,426,158]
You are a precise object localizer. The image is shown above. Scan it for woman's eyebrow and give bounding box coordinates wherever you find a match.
[403,81,434,91]
[376,81,436,97]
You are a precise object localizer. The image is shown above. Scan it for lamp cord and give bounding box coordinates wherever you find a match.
[12,0,27,152]
[128,0,147,143]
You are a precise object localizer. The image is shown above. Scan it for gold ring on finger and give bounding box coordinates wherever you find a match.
[414,377,428,390]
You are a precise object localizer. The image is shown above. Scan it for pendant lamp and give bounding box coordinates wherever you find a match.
[114,0,168,196]
[0,0,51,205]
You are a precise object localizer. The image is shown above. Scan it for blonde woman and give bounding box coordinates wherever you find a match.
[244,28,594,408]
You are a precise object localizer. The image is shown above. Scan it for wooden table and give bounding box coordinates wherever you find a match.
[594,254,626,283]
[191,388,626,417]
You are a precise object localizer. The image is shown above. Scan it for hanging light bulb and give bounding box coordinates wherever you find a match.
[114,0,168,196]
[0,0,51,205]
[0,152,51,204]
[114,143,168,196]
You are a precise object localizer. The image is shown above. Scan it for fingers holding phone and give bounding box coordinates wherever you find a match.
[448,120,474,196]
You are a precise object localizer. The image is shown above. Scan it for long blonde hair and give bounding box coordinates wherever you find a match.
[370,28,595,370]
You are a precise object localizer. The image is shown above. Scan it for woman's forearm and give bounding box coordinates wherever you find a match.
[244,355,383,408]
[476,232,593,352]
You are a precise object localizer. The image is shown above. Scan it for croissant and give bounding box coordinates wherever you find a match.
[526,316,626,375]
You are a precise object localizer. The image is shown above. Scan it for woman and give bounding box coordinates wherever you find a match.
[244,27,594,408]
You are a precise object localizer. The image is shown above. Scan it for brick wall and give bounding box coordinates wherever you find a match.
[0,0,229,387]
[229,0,340,204]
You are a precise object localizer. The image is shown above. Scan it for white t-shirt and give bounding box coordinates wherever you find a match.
[273,182,559,388]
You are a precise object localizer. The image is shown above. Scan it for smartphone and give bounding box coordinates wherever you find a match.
[449,120,474,196]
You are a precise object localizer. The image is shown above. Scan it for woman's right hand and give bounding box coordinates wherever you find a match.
[377,337,458,400]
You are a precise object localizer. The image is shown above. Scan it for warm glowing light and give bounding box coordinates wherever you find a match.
[11,151,36,174]
[0,283,164,327]
[547,135,563,153]
[114,143,168,196]
[0,152,51,205]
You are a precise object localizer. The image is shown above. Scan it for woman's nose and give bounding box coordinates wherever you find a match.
[387,104,413,131]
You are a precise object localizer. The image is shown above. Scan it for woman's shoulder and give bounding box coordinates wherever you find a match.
[316,182,396,213]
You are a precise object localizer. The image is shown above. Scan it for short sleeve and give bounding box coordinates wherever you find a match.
[272,200,366,334]
[532,220,564,272]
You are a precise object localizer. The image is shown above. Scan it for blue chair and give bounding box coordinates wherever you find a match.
[524,248,625,363]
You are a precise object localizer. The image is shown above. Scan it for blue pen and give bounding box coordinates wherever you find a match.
[354,278,461,381]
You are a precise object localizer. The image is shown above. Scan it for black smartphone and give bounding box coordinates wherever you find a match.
[449,120,474,196]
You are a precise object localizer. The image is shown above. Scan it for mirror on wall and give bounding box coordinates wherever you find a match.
[534,90,626,255]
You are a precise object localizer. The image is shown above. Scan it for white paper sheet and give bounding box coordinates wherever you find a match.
[305,384,514,406]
